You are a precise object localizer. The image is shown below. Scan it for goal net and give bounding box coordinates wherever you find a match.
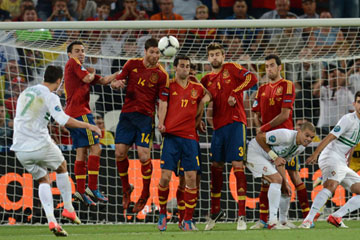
[1,19,360,225]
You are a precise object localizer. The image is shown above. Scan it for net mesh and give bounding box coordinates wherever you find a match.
[1,20,360,224]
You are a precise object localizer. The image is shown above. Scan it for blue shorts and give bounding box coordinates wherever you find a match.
[160,134,200,173]
[177,142,202,176]
[115,112,153,148]
[68,114,100,149]
[286,156,300,171]
[210,122,247,163]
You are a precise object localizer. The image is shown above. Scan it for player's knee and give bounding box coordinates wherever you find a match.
[212,161,224,168]
[55,160,67,174]
[323,180,338,193]
[288,170,302,185]
[267,173,282,184]
[350,182,360,194]
[37,175,50,184]
[115,151,127,160]
[90,143,101,156]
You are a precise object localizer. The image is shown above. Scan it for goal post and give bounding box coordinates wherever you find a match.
[1,18,360,224]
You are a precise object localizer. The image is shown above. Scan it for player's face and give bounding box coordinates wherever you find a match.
[175,59,190,80]
[299,129,315,146]
[353,96,360,115]
[144,47,160,66]
[208,49,224,69]
[68,44,85,63]
[265,59,281,80]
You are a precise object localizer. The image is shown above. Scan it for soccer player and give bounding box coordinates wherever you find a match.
[64,41,116,206]
[201,43,258,231]
[300,91,360,229]
[110,38,170,213]
[251,54,309,229]
[247,122,316,229]
[10,66,101,236]
[157,55,209,231]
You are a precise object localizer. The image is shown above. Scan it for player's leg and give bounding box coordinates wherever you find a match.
[86,142,108,202]
[114,112,136,210]
[133,113,154,213]
[157,135,181,231]
[205,127,225,231]
[229,122,247,230]
[287,156,310,218]
[300,179,338,228]
[177,176,186,228]
[328,171,360,227]
[256,180,269,228]
[157,169,172,231]
[181,138,201,231]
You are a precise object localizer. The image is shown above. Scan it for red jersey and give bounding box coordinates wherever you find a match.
[165,79,205,140]
[116,58,169,117]
[64,57,99,118]
[252,79,295,130]
[201,63,258,130]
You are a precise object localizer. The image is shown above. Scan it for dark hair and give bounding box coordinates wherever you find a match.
[145,38,158,50]
[355,91,360,102]
[173,55,191,67]
[207,42,225,56]
[23,5,36,13]
[44,66,63,83]
[190,63,197,71]
[265,54,281,66]
[67,41,84,53]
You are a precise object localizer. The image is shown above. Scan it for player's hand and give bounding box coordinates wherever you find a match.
[87,67,95,73]
[256,128,262,134]
[89,124,102,137]
[197,121,206,133]
[282,182,292,197]
[274,157,286,167]
[306,154,318,164]
[228,96,236,107]
[111,80,126,89]
[158,124,166,133]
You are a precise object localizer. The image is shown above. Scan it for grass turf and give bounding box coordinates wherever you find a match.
[0,221,360,240]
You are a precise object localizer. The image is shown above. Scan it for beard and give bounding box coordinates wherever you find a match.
[211,60,222,69]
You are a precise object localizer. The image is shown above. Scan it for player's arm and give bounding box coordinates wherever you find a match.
[306,133,337,164]
[111,61,132,89]
[65,118,101,136]
[255,132,286,167]
[158,100,167,133]
[196,90,211,128]
[276,164,292,197]
[206,101,214,129]
[230,64,258,99]
[254,112,262,128]
[82,67,97,84]
[97,71,120,85]
[260,107,291,132]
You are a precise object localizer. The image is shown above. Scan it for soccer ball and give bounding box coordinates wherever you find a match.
[158,36,180,57]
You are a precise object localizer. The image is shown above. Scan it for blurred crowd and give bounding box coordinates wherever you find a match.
[1,0,360,147]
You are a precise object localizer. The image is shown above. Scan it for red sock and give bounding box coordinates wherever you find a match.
[210,165,223,214]
[74,160,86,194]
[296,182,310,218]
[234,167,247,216]
[177,186,185,223]
[184,187,198,221]
[116,158,130,192]
[259,183,269,223]
[158,184,169,214]
[88,155,100,190]
[141,159,152,198]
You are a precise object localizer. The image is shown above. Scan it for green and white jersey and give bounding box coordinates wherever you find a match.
[322,112,360,161]
[265,129,305,162]
[11,84,70,152]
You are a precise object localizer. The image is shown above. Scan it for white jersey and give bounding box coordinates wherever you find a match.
[249,129,305,162]
[11,84,70,152]
[321,112,360,163]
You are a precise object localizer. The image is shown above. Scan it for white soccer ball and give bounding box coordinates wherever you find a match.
[158,36,180,57]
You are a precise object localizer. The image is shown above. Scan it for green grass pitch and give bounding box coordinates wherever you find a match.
[1,221,360,240]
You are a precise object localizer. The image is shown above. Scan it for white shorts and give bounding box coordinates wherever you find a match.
[246,140,277,178]
[15,142,65,180]
[319,154,360,191]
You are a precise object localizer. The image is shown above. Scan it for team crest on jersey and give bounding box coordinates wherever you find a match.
[222,69,230,78]
[150,73,159,83]
[261,92,266,96]
[269,135,276,143]
[148,83,154,88]
[225,79,231,84]
[275,86,283,95]
[207,81,213,86]
[333,125,341,132]
[55,106,61,112]
[191,89,198,98]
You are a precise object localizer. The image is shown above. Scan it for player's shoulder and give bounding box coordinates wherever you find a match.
[157,64,169,77]
[68,57,82,66]
[224,62,243,69]
[189,79,204,88]
[280,79,295,87]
